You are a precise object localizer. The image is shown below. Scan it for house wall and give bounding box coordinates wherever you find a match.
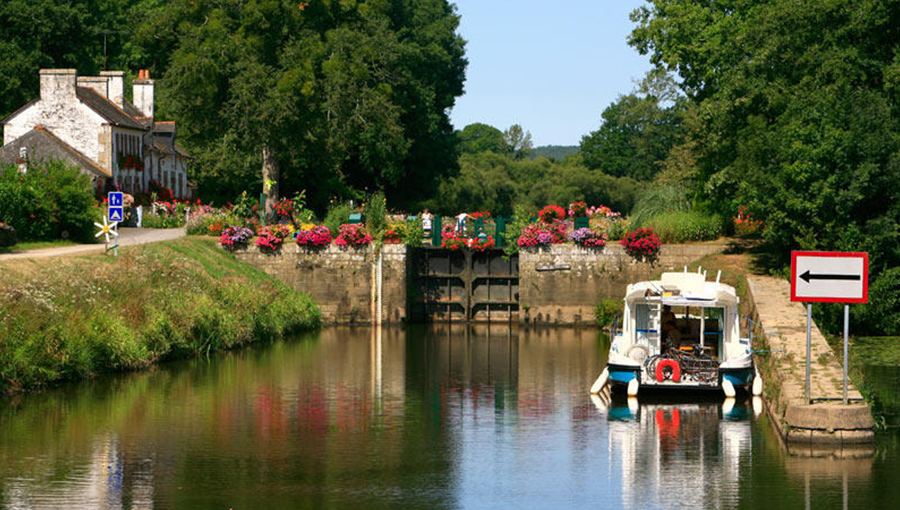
[3,94,107,171]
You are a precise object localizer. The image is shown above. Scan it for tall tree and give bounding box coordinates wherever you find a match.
[580,71,683,181]
[131,0,466,210]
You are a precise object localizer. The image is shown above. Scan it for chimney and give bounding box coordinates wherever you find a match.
[39,69,77,101]
[100,70,125,108]
[132,69,155,118]
[77,76,109,97]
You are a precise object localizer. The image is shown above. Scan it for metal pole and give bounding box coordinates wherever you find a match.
[843,304,849,405]
[806,303,812,405]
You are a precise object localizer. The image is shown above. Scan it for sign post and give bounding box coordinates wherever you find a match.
[791,251,868,405]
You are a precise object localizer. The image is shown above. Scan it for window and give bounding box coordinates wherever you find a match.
[634,304,651,333]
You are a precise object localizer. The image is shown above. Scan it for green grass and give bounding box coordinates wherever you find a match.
[642,211,725,243]
[0,237,320,393]
[0,239,79,254]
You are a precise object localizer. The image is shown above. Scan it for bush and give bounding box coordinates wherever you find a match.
[0,161,98,242]
[141,212,182,229]
[595,298,623,328]
[363,192,387,235]
[644,211,724,243]
[620,227,662,261]
[324,202,354,237]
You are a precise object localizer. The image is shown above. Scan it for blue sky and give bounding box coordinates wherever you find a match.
[448,1,652,147]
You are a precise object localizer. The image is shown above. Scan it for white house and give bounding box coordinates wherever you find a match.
[0,68,192,199]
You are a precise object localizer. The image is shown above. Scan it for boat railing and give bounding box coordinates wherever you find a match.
[740,315,762,345]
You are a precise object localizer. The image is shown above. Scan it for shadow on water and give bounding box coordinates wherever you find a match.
[0,325,899,509]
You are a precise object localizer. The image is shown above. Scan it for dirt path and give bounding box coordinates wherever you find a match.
[0,228,185,262]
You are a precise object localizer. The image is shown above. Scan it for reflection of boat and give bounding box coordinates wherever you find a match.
[592,269,762,397]
[599,397,753,509]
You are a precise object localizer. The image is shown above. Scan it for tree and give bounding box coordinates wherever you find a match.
[503,124,534,160]
[580,72,683,181]
[131,0,466,211]
[629,0,900,333]
[457,123,508,154]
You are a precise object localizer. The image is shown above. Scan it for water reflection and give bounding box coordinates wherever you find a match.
[592,392,751,510]
[0,326,896,509]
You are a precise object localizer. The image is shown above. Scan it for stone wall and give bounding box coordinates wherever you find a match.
[518,243,727,325]
[232,244,407,325]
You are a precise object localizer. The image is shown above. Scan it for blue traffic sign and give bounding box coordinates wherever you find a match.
[108,207,124,222]
[108,192,124,207]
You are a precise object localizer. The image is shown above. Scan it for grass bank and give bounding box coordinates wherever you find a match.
[0,238,320,393]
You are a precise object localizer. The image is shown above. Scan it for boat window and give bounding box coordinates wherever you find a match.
[704,307,724,333]
[634,304,651,332]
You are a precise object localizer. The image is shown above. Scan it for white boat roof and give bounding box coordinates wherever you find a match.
[625,271,738,307]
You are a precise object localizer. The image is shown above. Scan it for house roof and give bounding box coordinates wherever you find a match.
[75,87,147,131]
[0,126,111,178]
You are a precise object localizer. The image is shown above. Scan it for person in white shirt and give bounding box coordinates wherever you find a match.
[456,212,467,234]
[422,209,433,235]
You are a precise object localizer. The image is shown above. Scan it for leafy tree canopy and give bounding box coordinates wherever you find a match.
[580,70,684,181]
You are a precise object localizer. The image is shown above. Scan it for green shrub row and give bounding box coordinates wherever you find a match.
[0,238,320,392]
[642,211,724,243]
[0,161,100,243]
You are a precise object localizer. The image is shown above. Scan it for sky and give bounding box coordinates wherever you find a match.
[448,0,653,147]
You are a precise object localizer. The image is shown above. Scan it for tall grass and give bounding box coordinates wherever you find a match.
[628,182,691,228]
[644,211,724,243]
[0,238,320,393]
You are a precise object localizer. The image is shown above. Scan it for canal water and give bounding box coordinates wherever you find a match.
[1,326,899,509]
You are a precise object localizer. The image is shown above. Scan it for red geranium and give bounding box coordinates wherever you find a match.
[539,205,566,223]
[620,228,662,261]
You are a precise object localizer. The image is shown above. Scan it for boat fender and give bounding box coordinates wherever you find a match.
[722,378,736,398]
[655,359,681,383]
[627,378,640,397]
[752,371,763,396]
[590,368,609,394]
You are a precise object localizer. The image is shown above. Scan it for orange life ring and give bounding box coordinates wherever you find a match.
[655,359,681,383]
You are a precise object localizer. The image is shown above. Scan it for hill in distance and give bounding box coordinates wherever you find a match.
[531,145,579,161]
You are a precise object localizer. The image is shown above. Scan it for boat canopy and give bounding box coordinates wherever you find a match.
[624,272,738,307]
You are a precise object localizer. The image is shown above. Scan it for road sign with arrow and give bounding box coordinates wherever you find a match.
[791,251,868,303]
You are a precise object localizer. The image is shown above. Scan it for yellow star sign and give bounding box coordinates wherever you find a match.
[94,217,120,244]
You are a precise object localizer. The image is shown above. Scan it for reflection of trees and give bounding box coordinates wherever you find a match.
[0,328,457,509]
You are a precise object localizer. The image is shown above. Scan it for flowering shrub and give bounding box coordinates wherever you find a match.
[441,225,466,250]
[208,222,224,236]
[587,205,621,218]
[468,235,496,251]
[469,211,491,220]
[295,225,332,247]
[334,224,373,247]
[733,206,763,235]
[517,224,551,247]
[118,154,142,171]
[568,201,588,217]
[383,227,402,244]
[538,205,566,223]
[149,179,174,201]
[569,227,607,247]
[273,198,294,221]
[255,225,289,252]
[620,227,662,261]
[219,226,253,249]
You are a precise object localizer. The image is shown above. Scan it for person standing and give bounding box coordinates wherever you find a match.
[455,212,468,234]
[421,209,433,244]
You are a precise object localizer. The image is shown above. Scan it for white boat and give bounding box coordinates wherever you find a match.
[591,268,762,397]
